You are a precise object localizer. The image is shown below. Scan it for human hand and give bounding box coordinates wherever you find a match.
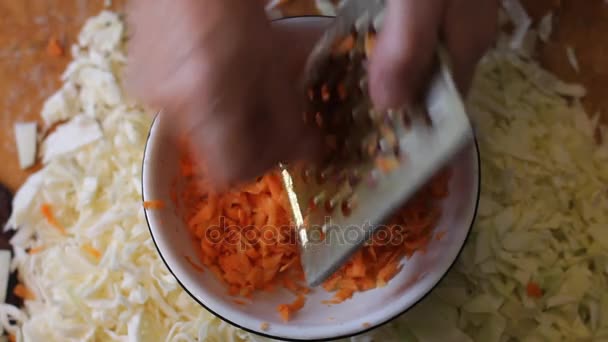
[126,0,322,189]
[369,0,499,110]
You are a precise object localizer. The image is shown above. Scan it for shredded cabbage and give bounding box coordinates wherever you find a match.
[3,3,608,342]
[1,10,252,342]
[363,32,608,342]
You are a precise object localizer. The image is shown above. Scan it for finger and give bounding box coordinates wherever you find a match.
[443,0,499,95]
[369,0,445,110]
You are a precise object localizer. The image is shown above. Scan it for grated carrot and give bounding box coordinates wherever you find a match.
[277,294,306,322]
[28,245,46,255]
[40,203,67,235]
[332,34,355,56]
[527,281,543,298]
[177,136,450,320]
[435,231,447,241]
[233,299,248,305]
[143,200,165,210]
[8,334,16,342]
[14,283,35,300]
[260,322,270,331]
[82,243,102,260]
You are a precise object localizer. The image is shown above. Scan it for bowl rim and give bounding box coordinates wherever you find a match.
[141,15,482,342]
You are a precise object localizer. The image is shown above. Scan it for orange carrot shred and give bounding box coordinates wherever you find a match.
[176,141,450,322]
[260,322,270,331]
[8,334,16,342]
[277,294,306,322]
[233,299,248,305]
[14,283,35,300]
[40,203,67,235]
[332,34,355,55]
[28,245,46,255]
[46,36,64,57]
[527,282,543,298]
[82,243,102,260]
[143,200,165,210]
[364,31,376,58]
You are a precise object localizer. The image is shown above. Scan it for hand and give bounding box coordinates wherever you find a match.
[126,0,321,189]
[369,0,499,110]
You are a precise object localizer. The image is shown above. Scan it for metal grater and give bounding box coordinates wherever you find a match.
[280,0,473,287]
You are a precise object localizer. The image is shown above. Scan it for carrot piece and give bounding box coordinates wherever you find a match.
[435,231,447,241]
[177,140,451,322]
[377,260,402,287]
[322,274,341,292]
[332,34,355,55]
[233,299,248,305]
[14,283,35,300]
[8,334,16,342]
[82,243,102,260]
[277,294,306,322]
[278,305,290,322]
[527,282,543,298]
[46,36,64,57]
[143,200,165,210]
[364,31,376,58]
[28,245,46,255]
[260,322,270,331]
[40,203,67,235]
[283,276,309,295]
[345,252,366,278]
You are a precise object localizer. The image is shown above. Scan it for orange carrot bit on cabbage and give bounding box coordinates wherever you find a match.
[527,282,543,298]
[28,245,46,255]
[40,203,67,235]
[82,243,102,261]
[143,200,165,210]
[277,294,306,322]
[14,283,36,300]
[184,256,205,273]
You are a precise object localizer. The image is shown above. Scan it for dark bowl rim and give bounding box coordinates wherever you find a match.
[141,14,482,342]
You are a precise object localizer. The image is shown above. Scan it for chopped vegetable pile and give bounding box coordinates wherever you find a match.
[177,144,450,321]
[1,1,608,341]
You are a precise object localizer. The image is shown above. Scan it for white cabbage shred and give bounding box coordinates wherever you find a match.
[1,10,252,342]
[3,3,608,342]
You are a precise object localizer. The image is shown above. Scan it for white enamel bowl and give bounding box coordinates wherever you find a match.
[142,16,480,342]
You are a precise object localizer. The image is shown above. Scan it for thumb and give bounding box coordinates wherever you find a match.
[368,0,444,110]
